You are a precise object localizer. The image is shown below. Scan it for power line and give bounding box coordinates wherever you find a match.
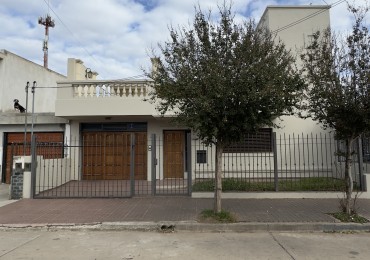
[42,0,108,79]
[272,0,346,34]
[42,0,148,81]
[34,75,151,88]
[112,74,149,81]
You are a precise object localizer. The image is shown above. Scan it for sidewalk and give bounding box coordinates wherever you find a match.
[0,195,370,232]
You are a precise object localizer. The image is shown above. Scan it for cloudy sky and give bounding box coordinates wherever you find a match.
[0,0,368,79]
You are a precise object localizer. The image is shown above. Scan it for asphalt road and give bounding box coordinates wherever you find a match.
[0,230,369,260]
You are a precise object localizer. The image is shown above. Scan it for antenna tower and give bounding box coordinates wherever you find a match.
[38,14,55,68]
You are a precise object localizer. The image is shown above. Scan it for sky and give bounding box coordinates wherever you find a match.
[0,0,369,79]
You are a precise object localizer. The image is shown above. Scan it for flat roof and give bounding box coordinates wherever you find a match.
[258,5,330,28]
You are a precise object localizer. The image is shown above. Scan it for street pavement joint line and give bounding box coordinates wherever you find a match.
[269,232,296,260]
[0,235,41,258]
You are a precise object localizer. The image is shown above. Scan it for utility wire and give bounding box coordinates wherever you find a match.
[42,0,109,79]
[34,75,152,88]
[41,0,345,80]
[272,0,346,34]
[42,0,149,81]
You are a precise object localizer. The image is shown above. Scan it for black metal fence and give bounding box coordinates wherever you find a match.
[8,132,370,198]
[29,133,191,198]
[193,132,369,192]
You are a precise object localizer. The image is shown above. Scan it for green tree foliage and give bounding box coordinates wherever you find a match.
[148,5,305,212]
[300,4,370,215]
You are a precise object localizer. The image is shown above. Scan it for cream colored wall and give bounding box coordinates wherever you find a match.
[67,58,98,80]
[0,50,66,113]
[35,156,72,194]
[55,95,159,117]
[266,6,330,54]
[259,6,331,136]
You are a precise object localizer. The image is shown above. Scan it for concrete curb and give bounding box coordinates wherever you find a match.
[1,221,370,233]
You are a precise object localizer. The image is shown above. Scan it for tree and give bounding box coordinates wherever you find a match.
[300,3,370,215]
[147,4,305,213]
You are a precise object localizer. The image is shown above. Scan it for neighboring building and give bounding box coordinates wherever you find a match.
[257,5,331,135]
[0,50,67,184]
[0,50,96,184]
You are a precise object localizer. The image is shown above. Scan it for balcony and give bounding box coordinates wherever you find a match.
[55,80,164,119]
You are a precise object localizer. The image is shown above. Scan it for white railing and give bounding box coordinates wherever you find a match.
[71,80,153,98]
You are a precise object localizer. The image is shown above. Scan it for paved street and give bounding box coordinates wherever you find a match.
[0,230,370,260]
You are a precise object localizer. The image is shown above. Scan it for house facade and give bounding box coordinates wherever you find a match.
[5,5,366,199]
[37,4,364,199]
[0,50,97,184]
[0,50,68,184]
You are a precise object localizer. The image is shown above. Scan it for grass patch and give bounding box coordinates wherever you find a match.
[199,209,237,223]
[192,177,347,192]
[329,212,369,224]
[279,177,346,191]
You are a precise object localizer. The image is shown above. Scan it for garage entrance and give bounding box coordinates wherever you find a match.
[2,132,63,184]
[82,132,147,180]
[28,125,192,198]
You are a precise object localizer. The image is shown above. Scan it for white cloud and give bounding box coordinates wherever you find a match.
[0,0,368,79]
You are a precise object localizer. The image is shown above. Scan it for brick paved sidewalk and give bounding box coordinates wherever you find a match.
[0,197,370,225]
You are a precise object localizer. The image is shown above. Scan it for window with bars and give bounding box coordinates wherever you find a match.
[223,128,273,153]
[196,150,207,163]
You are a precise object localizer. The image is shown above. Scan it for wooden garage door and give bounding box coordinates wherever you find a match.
[82,132,147,180]
[3,132,63,184]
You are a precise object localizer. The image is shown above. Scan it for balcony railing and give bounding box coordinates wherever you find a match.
[68,80,153,99]
[56,79,163,117]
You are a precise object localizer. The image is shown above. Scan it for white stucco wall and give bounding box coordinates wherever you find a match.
[263,5,330,54]
[0,50,70,183]
[0,50,66,113]
[259,6,331,136]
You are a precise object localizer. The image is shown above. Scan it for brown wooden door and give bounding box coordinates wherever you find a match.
[164,131,185,179]
[82,132,147,180]
[3,132,63,184]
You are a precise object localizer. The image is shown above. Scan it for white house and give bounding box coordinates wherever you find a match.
[3,4,363,199]
[40,5,365,199]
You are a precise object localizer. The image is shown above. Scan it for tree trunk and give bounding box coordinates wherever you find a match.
[344,138,354,215]
[214,143,223,213]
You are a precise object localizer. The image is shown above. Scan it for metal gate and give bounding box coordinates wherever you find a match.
[30,133,191,198]
[151,132,192,196]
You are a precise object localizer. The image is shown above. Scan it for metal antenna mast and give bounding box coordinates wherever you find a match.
[38,13,55,68]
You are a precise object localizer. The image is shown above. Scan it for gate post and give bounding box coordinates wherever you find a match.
[272,132,279,192]
[151,134,157,195]
[31,134,37,198]
[186,132,192,195]
[130,133,136,197]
